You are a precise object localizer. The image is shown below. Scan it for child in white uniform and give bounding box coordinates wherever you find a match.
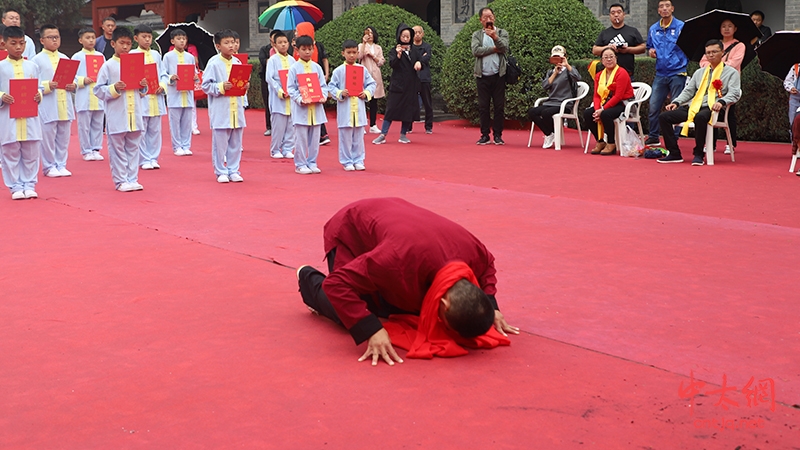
[265,31,295,159]
[131,24,167,170]
[287,35,328,175]
[72,27,106,162]
[162,28,197,156]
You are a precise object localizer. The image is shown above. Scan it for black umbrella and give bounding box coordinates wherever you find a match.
[156,22,217,70]
[676,9,761,65]
[755,31,800,80]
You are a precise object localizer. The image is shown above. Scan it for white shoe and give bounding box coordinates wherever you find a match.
[217,174,230,183]
[343,164,355,171]
[130,182,143,191]
[283,152,294,158]
[46,168,61,178]
[183,149,192,156]
[23,190,38,199]
[174,149,186,156]
[83,153,95,161]
[58,168,72,177]
[93,152,104,161]
[11,191,26,200]
[542,133,556,149]
[192,129,200,135]
[229,173,244,182]
[295,166,312,175]
[141,163,154,170]
[354,163,365,171]
[724,145,732,155]
[117,182,135,192]
[271,152,284,159]
[151,161,160,169]
[309,165,321,174]
[369,125,381,134]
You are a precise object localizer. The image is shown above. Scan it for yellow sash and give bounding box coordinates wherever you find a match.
[682,63,724,136]
[596,65,619,138]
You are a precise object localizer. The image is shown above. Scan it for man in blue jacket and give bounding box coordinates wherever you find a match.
[645,0,688,145]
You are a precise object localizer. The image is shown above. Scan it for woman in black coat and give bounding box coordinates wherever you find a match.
[372,23,421,145]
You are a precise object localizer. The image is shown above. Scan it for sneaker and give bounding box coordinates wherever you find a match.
[320,136,331,145]
[343,164,355,171]
[130,182,143,191]
[11,190,25,200]
[645,137,660,145]
[372,135,386,145]
[271,152,284,159]
[217,174,230,183]
[476,136,490,145]
[117,182,135,192]
[657,153,683,164]
[264,129,272,136]
[283,152,294,158]
[174,149,186,156]
[192,129,200,135]
[542,133,555,149]
[23,190,38,199]
[724,145,732,155]
[229,173,244,182]
[369,125,381,134]
[58,168,72,176]
[46,168,61,178]
[354,163,366,171]
[92,152,104,161]
[691,156,704,166]
[406,129,413,134]
[494,136,505,145]
[309,165,321,174]
[183,149,192,156]
[151,161,160,169]
[141,162,154,170]
[295,166,312,175]
[398,135,411,144]
[83,153,95,161]
[425,129,433,134]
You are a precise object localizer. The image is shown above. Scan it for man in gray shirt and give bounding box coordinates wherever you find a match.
[471,7,509,146]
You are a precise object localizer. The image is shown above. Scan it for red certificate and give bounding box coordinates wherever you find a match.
[86,54,104,80]
[143,63,160,94]
[194,71,207,101]
[52,58,79,88]
[297,72,323,103]
[0,50,8,61]
[278,69,288,93]
[176,64,195,91]
[225,63,252,97]
[345,65,364,94]
[234,53,249,64]
[120,52,144,88]
[9,79,39,118]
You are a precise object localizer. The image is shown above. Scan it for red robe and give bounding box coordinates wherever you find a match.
[321,198,498,342]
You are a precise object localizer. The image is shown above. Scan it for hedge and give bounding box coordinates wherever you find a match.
[441,0,603,124]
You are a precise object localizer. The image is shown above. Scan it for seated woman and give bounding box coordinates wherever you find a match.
[527,45,581,149]
[583,47,634,155]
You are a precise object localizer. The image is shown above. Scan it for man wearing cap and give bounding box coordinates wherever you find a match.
[528,45,581,149]
[592,3,646,78]
[296,197,519,366]
[472,7,509,146]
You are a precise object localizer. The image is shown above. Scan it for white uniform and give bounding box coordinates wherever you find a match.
[287,59,328,170]
[72,48,106,156]
[201,54,247,177]
[0,58,43,194]
[265,52,296,157]
[162,49,196,153]
[32,49,74,174]
[328,62,376,166]
[130,48,167,166]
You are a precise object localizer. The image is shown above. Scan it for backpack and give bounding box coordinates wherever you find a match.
[505,51,522,85]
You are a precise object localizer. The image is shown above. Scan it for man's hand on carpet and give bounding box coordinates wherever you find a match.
[494,310,519,337]
[358,328,404,366]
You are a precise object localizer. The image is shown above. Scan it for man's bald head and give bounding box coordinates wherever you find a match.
[413,26,424,45]
[442,279,494,338]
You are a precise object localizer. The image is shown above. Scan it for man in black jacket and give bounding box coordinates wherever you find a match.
[412,26,433,134]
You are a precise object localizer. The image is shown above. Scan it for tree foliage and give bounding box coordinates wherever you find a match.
[0,0,86,34]
[441,0,603,123]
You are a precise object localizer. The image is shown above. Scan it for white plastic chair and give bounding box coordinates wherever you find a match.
[527,81,589,150]
[705,102,736,166]
[584,82,652,154]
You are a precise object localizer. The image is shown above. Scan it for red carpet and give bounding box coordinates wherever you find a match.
[1,109,798,448]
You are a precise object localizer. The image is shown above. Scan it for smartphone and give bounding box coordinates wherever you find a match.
[485,22,494,29]
[549,55,565,65]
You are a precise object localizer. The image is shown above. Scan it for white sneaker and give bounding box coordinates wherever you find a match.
[141,162,154,170]
[724,145,732,155]
[11,190,26,200]
[542,133,556,149]
[117,182,135,192]
[130,182,143,191]
[93,152,104,161]
[83,153,95,161]
[369,125,381,134]
[174,149,186,156]
[271,152,284,159]
[309,165,321,174]
[295,166,312,175]
[151,161,160,169]
[343,164,355,171]
[183,149,192,156]
[354,163,365,171]
[398,136,411,144]
[192,129,200,135]
[229,173,244,182]
[46,168,61,178]
[283,152,294,158]
[23,190,38,199]
[217,174,230,183]
[58,168,72,177]
[372,135,386,145]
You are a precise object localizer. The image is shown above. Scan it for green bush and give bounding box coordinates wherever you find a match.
[315,3,446,112]
[441,0,603,124]
[569,57,791,142]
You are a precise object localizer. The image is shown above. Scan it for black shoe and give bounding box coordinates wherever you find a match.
[476,136,490,145]
[645,137,660,145]
[493,136,505,145]
[691,156,704,166]
[657,152,683,164]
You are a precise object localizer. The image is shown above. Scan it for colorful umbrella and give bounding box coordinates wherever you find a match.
[258,1,323,31]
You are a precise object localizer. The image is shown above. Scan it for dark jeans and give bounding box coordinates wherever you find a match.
[659,106,712,158]
[260,79,271,130]
[528,105,561,136]
[583,103,626,144]
[476,74,506,138]
[368,97,378,127]
[419,81,433,131]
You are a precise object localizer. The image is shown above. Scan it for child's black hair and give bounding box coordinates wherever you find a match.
[214,29,236,45]
[342,39,358,50]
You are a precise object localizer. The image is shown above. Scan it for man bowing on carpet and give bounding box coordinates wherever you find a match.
[297,197,519,366]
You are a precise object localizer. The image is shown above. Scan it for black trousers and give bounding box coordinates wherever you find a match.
[528,105,561,136]
[476,74,506,138]
[583,103,626,144]
[260,79,271,131]
[659,106,712,158]
[419,81,433,131]
[368,97,379,127]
